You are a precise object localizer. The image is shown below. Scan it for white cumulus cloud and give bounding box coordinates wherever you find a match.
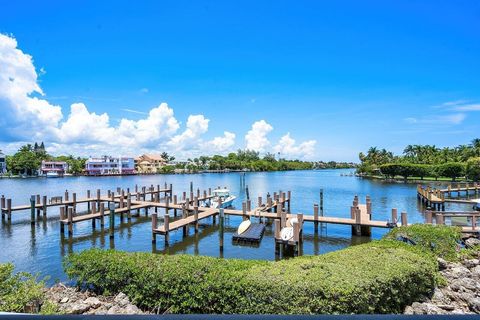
[245,120,273,152]
[274,133,316,159]
[167,115,210,151]
[206,131,236,152]
[0,33,62,140]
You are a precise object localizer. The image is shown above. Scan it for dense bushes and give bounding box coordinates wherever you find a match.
[384,224,462,261]
[466,157,480,181]
[0,263,45,313]
[64,241,438,314]
[379,162,466,181]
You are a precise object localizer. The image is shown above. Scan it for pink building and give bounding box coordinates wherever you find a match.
[39,161,69,177]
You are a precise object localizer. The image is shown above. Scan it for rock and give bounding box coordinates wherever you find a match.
[114,292,130,307]
[437,258,449,270]
[469,298,480,313]
[107,305,122,314]
[60,297,69,304]
[66,302,91,314]
[124,304,142,314]
[84,297,102,309]
[472,265,480,278]
[450,278,478,291]
[465,238,480,248]
[431,288,450,304]
[464,259,480,269]
[437,304,455,311]
[448,265,471,279]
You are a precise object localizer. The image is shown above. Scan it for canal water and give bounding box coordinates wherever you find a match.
[0,169,471,284]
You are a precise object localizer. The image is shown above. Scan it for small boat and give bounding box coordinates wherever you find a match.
[208,188,236,209]
[45,171,62,178]
[472,199,480,211]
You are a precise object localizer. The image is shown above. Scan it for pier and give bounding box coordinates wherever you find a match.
[0,183,404,255]
[417,183,480,210]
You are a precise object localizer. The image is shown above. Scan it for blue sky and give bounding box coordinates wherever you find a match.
[1,0,479,161]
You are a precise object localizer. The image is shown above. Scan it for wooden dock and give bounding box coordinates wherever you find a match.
[417,183,480,210]
[425,210,480,233]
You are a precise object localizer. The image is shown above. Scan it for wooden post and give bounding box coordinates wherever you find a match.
[30,195,36,224]
[472,214,477,231]
[314,204,319,232]
[274,219,281,240]
[242,202,247,221]
[100,203,105,227]
[42,195,47,216]
[165,196,170,217]
[72,193,77,214]
[67,207,73,236]
[391,208,398,223]
[60,207,65,233]
[219,208,224,251]
[436,213,444,225]
[91,202,96,228]
[247,199,251,212]
[36,194,41,216]
[401,212,408,226]
[65,190,69,202]
[109,204,115,239]
[194,206,199,232]
[164,215,170,245]
[277,202,283,218]
[425,210,432,224]
[287,191,291,213]
[87,190,91,212]
[152,213,158,243]
[6,199,11,221]
[127,193,132,220]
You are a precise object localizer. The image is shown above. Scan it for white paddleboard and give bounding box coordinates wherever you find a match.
[286,217,298,228]
[280,227,294,241]
[237,219,251,235]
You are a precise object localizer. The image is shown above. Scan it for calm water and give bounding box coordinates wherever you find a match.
[0,169,472,284]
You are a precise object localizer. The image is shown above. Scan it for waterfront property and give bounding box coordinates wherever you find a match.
[134,154,167,174]
[38,160,69,177]
[0,151,6,174]
[85,156,135,175]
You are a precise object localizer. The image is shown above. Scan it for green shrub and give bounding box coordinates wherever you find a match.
[0,263,45,313]
[435,162,465,181]
[64,241,437,314]
[466,157,480,181]
[384,224,461,261]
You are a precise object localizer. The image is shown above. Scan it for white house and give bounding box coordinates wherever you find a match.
[85,156,135,175]
[0,151,6,174]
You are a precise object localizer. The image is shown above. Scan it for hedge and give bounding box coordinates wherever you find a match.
[64,240,438,314]
[383,224,462,261]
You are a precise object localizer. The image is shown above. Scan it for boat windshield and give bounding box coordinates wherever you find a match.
[213,190,230,197]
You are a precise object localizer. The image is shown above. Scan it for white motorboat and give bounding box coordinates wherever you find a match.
[209,188,236,209]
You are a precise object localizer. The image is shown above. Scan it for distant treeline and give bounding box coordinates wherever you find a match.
[172,150,355,172]
[4,143,86,176]
[2,145,355,176]
[357,139,480,181]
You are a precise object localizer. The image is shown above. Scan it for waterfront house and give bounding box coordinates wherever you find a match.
[85,156,135,175]
[39,160,69,177]
[134,154,167,173]
[0,151,6,174]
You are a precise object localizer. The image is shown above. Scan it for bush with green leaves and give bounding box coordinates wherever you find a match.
[0,263,45,313]
[64,241,438,314]
[384,224,462,261]
[435,162,466,181]
[466,157,480,181]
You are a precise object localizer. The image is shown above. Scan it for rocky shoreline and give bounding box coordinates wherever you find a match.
[44,284,145,315]
[405,240,480,315]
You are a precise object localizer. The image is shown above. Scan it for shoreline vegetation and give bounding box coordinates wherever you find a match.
[2,225,478,314]
[1,144,356,178]
[356,139,480,183]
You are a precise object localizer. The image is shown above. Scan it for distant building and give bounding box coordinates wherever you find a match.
[39,160,69,177]
[134,154,167,174]
[85,156,135,175]
[0,151,6,174]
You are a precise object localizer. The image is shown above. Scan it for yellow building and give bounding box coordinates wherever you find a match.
[134,154,167,173]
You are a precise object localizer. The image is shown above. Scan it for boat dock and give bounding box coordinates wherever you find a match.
[417,183,480,210]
